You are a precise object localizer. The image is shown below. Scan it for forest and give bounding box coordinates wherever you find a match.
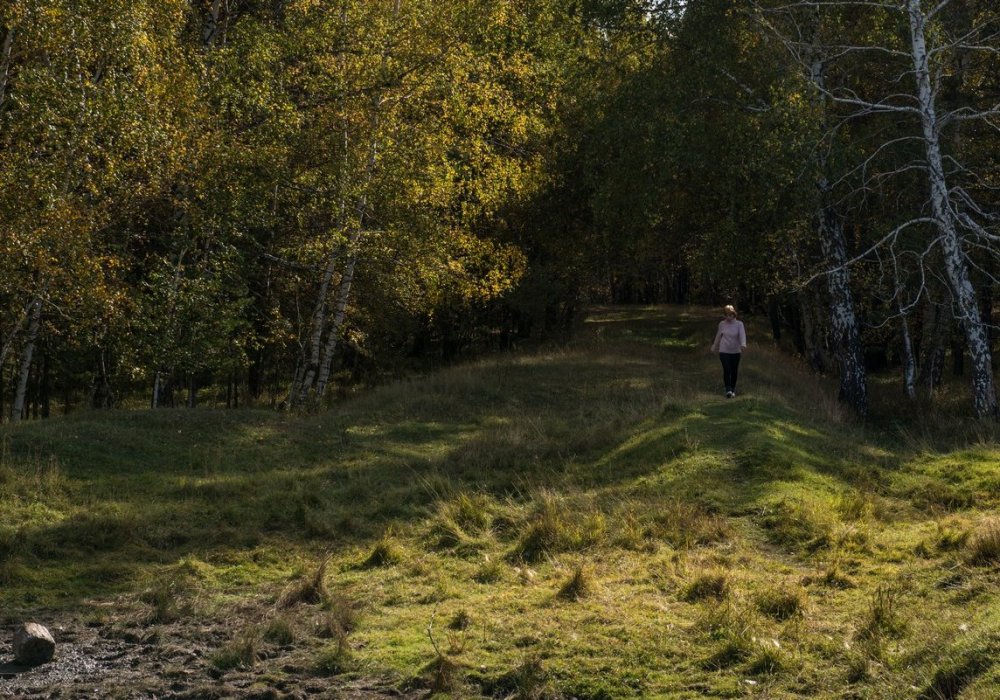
[2,0,1000,421]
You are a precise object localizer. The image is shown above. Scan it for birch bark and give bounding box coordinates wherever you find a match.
[291,247,342,408]
[11,295,42,423]
[906,0,998,418]
[809,52,869,417]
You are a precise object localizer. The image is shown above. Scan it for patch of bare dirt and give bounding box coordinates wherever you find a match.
[0,612,423,700]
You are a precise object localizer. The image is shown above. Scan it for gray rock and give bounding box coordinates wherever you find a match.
[13,622,56,666]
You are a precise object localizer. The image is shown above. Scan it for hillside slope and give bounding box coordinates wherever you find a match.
[2,306,999,699]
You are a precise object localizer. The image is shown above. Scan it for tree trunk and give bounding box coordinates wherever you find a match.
[313,247,360,402]
[808,49,869,417]
[11,296,42,423]
[907,0,998,418]
[899,313,916,400]
[816,196,869,416]
[291,247,342,408]
[202,0,224,48]
[0,26,13,111]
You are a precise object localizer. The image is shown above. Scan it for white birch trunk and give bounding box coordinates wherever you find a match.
[313,243,360,403]
[11,295,42,423]
[907,0,998,418]
[809,53,869,417]
[291,248,342,408]
[817,198,869,416]
[899,314,916,400]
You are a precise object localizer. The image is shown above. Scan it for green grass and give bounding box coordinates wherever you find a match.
[2,304,1000,698]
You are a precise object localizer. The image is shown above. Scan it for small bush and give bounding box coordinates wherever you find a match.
[139,577,193,624]
[759,499,835,552]
[428,517,483,554]
[449,609,473,631]
[318,591,359,640]
[648,500,729,549]
[803,563,855,589]
[909,480,975,512]
[836,491,876,522]
[424,652,467,695]
[448,492,492,532]
[508,493,583,563]
[919,632,1000,700]
[748,640,784,675]
[314,639,352,676]
[486,656,549,700]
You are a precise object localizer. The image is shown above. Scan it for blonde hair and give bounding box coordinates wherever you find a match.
[723,305,737,317]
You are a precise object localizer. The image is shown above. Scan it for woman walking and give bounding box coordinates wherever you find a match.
[710,305,747,398]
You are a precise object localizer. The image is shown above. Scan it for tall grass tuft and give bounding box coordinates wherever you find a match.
[509,491,605,563]
[362,533,404,568]
[683,570,730,602]
[755,585,807,621]
[965,518,1000,566]
[856,584,906,641]
[557,566,592,601]
[210,627,260,671]
[278,555,331,608]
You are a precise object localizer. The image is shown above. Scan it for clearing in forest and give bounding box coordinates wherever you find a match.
[2,305,999,699]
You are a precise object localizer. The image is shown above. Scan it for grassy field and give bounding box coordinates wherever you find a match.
[2,305,1000,698]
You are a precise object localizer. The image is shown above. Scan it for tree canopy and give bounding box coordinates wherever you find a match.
[2,0,999,419]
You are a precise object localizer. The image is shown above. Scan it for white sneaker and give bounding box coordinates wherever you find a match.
[726,391,734,399]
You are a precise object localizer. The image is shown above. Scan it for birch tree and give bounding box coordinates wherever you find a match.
[756,0,1000,418]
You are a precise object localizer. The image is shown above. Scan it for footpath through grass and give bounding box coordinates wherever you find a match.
[2,305,1000,698]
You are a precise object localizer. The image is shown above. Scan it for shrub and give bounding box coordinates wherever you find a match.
[759,498,835,552]
[473,556,505,584]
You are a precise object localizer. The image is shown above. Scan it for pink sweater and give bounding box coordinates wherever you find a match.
[712,319,746,354]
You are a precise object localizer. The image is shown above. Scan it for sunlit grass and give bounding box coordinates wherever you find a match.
[1,304,999,697]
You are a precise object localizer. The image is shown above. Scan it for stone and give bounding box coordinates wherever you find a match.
[13,622,55,666]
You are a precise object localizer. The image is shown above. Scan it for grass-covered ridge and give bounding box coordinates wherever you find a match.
[3,305,1000,698]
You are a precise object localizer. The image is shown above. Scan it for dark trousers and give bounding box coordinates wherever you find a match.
[719,353,741,392]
